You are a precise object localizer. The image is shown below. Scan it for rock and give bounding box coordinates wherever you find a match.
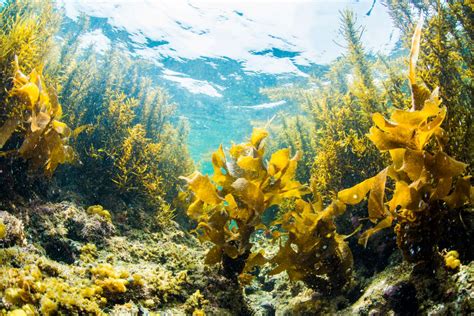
[262,277,276,292]
[29,202,115,245]
[368,308,382,316]
[383,281,418,315]
[260,302,275,316]
[244,285,257,295]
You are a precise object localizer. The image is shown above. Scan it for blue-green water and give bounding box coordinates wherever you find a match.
[58,0,398,169]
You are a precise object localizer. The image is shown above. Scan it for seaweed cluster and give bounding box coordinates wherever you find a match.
[270,193,353,295]
[262,1,473,280]
[0,57,76,176]
[338,19,472,264]
[386,0,473,164]
[0,0,472,314]
[0,0,61,199]
[181,12,472,302]
[264,10,387,196]
[181,128,308,279]
[0,0,193,227]
[55,47,193,225]
[182,129,356,294]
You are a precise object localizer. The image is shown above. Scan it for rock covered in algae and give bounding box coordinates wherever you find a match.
[383,281,418,315]
[0,200,258,315]
[0,211,25,247]
[23,202,115,263]
[343,261,474,315]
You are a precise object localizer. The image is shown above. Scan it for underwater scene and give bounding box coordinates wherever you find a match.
[0,0,473,315]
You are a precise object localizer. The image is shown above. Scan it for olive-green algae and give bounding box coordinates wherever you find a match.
[0,200,255,315]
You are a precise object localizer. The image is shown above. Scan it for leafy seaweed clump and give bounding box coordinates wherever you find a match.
[181,128,308,280]
[0,57,76,175]
[338,19,472,264]
[263,10,387,198]
[270,189,353,295]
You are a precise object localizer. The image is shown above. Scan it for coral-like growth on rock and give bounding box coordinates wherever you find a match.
[0,211,25,246]
[444,250,461,270]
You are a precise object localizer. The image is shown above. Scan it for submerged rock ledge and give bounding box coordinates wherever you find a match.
[1,201,472,315]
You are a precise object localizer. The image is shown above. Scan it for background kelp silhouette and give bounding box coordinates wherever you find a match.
[0,0,472,315]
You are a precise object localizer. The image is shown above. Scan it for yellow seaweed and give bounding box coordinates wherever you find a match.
[0,57,75,175]
[182,128,308,281]
[180,172,222,205]
[337,19,472,262]
[269,197,353,293]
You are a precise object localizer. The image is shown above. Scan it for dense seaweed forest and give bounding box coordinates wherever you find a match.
[0,0,472,315]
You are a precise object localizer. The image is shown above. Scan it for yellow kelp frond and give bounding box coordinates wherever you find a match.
[250,127,268,149]
[368,88,445,151]
[358,216,393,248]
[408,15,431,111]
[0,57,74,175]
[338,168,388,223]
[338,176,376,205]
[237,155,262,172]
[181,128,308,281]
[268,148,291,174]
[180,172,222,205]
[239,250,267,285]
[0,116,19,149]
